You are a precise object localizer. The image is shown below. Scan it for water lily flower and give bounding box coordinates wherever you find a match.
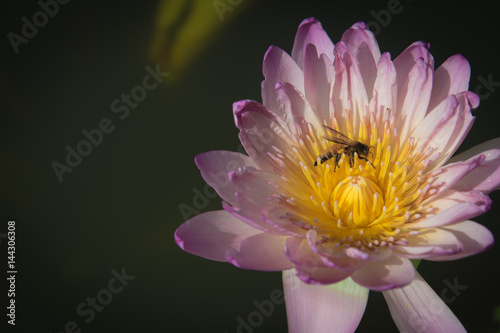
[175,18,499,332]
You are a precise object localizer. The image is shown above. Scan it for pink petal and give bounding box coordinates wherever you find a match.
[229,166,279,207]
[397,57,434,141]
[318,250,370,272]
[275,81,322,131]
[283,270,368,333]
[448,138,500,193]
[408,190,491,229]
[307,230,391,272]
[428,189,491,211]
[393,41,434,85]
[291,17,334,69]
[428,54,472,112]
[262,46,305,114]
[394,228,463,259]
[372,52,397,117]
[226,233,293,271]
[285,237,352,284]
[411,94,458,155]
[331,41,369,134]
[175,210,262,262]
[393,42,434,137]
[195,150,256,206]
[233,99,291,170]
[427,220,494,261]
[303,44,334,122]
[426,155,485,199]
[427,92,476,169]
[227,167,307,236]
[222,193,284,235]
[351,256,415,291]
[383,272,466,333]
[260,206,309,237]
[341,22,381,100]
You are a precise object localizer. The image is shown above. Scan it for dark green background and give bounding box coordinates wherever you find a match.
[1,0,500,332]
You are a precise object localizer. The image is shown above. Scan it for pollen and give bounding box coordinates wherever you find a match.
[269,109,437,250]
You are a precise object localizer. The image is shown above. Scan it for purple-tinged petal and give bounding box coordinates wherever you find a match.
[427,220,494,261]
[429,189,491,211]
[341,22,381,100]
[372,52,397,117]
[393,42,434,134]
[393,41,434,82]
[260,206,309,237]
[233,100,292,170]
[291,17,334,69]
[222,194,284,235]
[175,210,261,262]
[464,90,480,109]
[396,57,434,141]
[448,137,500,193]
[275,81,322,131]
[428,54,472,112]
[223,165,288,235]
[383,272,466,333]
[394,228,463,259]
[332,41,369,134]
[226,233,293,271]
[229,166,279,207]
[285,237,352,284]
[283,270,368,333]
[307,230,389,272]
[195,151,257,206]
[306,231,393,276]
[303,44,334,122]
[351,256,415,291]
[412,94,458,155]
[262,46,305,114]
[408,190,491,229]
[426,155,484,199]
[428,93,475,170]
[228,167,307,236]
[449,137,500,162]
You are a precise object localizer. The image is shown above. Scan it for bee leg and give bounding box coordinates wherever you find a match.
[348,152,355,167]
[359,157,376,169]
[333,153,341,172]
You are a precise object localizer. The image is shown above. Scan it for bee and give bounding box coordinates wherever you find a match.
[314,125,375,171]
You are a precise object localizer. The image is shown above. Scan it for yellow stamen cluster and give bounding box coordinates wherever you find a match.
[268,109,438,250]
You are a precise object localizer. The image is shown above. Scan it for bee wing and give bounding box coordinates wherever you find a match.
[321,125,354,145]
[322,143,346,153]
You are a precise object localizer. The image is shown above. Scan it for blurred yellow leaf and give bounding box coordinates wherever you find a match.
[149,0,257,81]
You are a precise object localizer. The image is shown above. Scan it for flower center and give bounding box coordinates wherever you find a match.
[332,176,384,229]
[267,109,438,249]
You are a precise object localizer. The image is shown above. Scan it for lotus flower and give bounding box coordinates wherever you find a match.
[175,18,499,332]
